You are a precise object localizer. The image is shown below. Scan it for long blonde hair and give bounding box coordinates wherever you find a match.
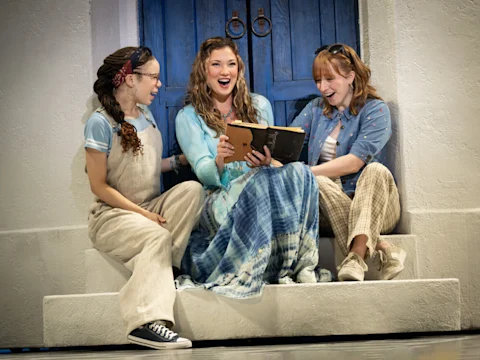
[185,37,258,137]
[313,44,381,117]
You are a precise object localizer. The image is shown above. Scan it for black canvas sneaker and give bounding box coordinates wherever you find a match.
[127,321,192,349]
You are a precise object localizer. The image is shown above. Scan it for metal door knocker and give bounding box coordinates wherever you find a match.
[225,11,246,39]
[251,8,272,37]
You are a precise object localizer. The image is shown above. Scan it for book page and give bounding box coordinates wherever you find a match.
[229,121,268,130]
[231,120,304,133]
[269,125,304,133]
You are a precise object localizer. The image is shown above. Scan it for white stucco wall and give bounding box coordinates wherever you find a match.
[0,0,93,232]
[360,0,480,329]
[1,0,479,349]
[0,0,138,348]
[394,0,480,329]
[395,0,480,212]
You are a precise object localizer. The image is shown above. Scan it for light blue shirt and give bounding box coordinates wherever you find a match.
[175,93,274,189]
[84,105,156,155]
[290,97,392,195]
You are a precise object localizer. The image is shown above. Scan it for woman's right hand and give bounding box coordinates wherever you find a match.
[143,211,166,226]
[215,135,235,167]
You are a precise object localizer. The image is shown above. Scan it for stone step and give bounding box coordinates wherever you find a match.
[85,234,418,293]
[44,279,460,347]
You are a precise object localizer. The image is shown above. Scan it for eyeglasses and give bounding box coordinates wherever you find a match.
[314,44,353,63]
[133,72,160,81]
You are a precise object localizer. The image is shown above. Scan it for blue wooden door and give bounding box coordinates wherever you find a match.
[140,0,359,189]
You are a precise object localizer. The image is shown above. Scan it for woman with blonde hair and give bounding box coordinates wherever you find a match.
[175,37,332,298]
[291,43,406,281]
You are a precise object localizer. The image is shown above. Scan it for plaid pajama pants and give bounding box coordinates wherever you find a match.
[316,162,400,258]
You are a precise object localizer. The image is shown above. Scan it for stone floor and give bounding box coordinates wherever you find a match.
[2,333,479,359]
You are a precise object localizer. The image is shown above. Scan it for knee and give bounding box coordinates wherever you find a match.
[179,181,206,205]
[362,162,392,180]
[315,175,334,190]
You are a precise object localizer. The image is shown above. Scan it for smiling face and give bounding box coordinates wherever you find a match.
[205,46,238,102]
[133,58,162,105]
[314,59,355,111]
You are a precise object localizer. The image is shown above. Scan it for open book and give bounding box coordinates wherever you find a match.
[224,121,306,164]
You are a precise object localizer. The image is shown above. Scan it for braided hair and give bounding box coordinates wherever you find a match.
[93,46,154,155]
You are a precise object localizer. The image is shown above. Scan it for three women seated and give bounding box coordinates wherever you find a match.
[84,37,405,350]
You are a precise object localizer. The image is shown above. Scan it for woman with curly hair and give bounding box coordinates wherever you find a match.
[175,37,332,299]
[291,44,406,282]
[84,46,205,349]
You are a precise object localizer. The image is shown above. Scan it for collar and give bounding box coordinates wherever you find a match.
[330,106,354,121]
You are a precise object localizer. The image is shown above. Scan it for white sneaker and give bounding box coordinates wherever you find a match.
[377,245,407,280]
[128,321,192,350]
[337,252,368,281]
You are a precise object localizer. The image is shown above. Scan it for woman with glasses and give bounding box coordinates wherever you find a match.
[175,37,332,299]
[290,43,405,282]
[84,46,205,349]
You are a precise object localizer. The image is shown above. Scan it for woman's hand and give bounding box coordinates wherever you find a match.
[178,154,189,166]
[215,135,235,168]
[245,145,272,167]
[143,211,166,226]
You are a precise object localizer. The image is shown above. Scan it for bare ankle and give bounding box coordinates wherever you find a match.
[376,241,391,252]
[349,234,368,259]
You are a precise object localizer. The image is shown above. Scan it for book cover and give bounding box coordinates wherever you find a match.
[224,121,305,164]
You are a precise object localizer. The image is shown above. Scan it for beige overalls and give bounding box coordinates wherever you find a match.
[87,107,205,334]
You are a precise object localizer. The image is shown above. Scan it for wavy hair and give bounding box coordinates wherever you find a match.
[93,46,154,155]
[185,37,258,137]
[312,44,381,117]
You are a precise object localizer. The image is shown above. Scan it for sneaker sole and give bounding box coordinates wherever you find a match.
[379,249,407,280]
[337,271,364,282]
[127,335,192,350]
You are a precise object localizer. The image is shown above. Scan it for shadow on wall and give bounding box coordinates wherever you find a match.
[69,95,101,218]
[384,100,409,234]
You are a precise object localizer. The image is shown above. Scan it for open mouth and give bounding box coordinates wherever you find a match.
[218,79,231,88]
[325,92,335,98]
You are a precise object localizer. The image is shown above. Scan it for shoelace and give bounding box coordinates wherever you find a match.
[337,253,356,271]
[377,250,387,271]
[338,252,368,272]
[148,322,178,340]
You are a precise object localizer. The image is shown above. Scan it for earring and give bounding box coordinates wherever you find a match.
[349,83,354,94]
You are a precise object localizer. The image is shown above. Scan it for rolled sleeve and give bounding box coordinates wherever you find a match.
[84,113,112,153]
[175,109,222,188]
[349,101,392,163]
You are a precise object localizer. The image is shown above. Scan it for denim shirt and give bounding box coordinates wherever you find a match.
[290,97,392,195]
[175,93,274,189]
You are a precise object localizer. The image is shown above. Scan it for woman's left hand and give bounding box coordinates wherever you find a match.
[245,145,272,167]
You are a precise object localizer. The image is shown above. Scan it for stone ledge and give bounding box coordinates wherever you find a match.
[85,234,419,293]
[44,279,460,347]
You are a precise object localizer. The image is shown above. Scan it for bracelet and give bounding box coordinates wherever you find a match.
[170,155,180,174]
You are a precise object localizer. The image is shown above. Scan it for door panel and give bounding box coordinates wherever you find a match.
[289,0,321,81]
